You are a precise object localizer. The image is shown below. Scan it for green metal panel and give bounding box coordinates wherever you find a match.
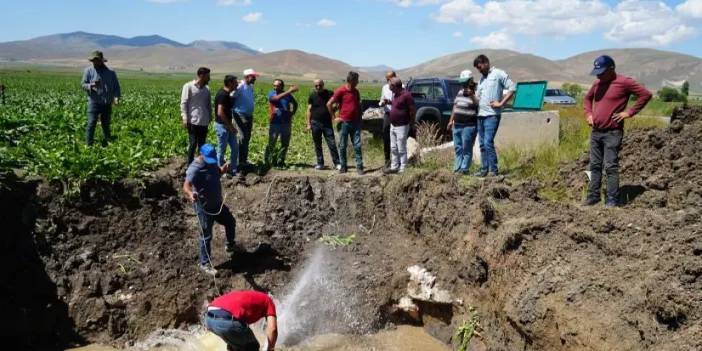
[512,81,548,111]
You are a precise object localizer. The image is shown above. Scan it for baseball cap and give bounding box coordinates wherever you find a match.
[199,144,218,165]
[590,55,615,76]
[243,68,258,77]
[89,50,107,62]
[458,70,473,83]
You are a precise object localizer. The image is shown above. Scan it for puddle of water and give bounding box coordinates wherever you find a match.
[70,325,449,351]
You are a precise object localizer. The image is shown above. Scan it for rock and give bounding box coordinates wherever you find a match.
[407,137,419,163]
[406,265,453,304]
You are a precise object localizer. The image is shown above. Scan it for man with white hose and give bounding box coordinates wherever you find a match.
[183,143,237,276]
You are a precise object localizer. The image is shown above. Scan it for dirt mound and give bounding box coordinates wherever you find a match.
[556,105,702,210]
[3,125,702,351]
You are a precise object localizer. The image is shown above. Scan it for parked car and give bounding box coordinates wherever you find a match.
[543,89,576,105]
[361,77,462,138]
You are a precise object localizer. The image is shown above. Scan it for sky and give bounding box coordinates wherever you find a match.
[1,0,701,69]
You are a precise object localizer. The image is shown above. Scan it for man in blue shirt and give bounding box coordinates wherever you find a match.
[183,144,237,276]
[265,79,298,168]
[80,51,121,146]
[473,54,516,177]
[232,69,258,170]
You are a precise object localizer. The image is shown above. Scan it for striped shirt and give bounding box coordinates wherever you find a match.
[453,91,478,125]
[476,67,516,117]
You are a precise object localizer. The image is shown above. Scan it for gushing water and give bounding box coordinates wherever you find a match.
[274,245,372,347]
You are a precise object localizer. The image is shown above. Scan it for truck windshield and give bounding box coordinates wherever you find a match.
[448,83,462,100]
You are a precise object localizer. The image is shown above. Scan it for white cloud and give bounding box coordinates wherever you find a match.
[218,0,251,5]
[436,0,611,36]
[392,0,446,7]
[453,31,463,38]
[470,31,516,50]
[432,0,699,47]
[677,0,702,18]
[317,18,337,27]
[606,1,696,46]
[242,12,262,23]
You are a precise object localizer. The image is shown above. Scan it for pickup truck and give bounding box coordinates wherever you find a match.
[361,78,463,137]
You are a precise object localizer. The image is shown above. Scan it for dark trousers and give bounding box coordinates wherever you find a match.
[234,113,253,165]
[187,124,208,166]
[383,113,391,166]
[587,129,623,203]
[264,123,292,166]
[311,119,340,167]
[86,103,112,146]
[195,203,236,266]
[338,121,363,170]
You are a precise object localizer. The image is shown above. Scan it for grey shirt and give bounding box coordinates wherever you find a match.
[185,158,222,213]
[81,65,121,105]
[181,80,212,126]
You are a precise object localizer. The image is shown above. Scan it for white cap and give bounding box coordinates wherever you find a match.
[458,70,473,83]
[243,68,258,77]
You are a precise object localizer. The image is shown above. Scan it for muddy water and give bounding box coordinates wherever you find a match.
[70,325,450,351]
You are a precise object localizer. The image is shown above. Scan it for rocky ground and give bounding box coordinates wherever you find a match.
[2,107,700,350]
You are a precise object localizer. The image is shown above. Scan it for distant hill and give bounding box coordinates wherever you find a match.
[1,32,701,90]
[400,48,702,92]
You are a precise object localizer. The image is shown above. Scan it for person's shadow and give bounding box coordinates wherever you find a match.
[620,184,647,205]
[215,244,290,275]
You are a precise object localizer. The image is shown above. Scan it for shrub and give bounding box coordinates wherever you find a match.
[658,87,687,103]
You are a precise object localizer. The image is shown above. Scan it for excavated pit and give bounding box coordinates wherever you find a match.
[3,106,702,351]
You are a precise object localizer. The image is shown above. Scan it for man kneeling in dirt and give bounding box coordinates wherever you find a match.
[205,290,278,351]
[183,143,237,275]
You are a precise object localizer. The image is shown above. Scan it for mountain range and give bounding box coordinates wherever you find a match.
[1,32,701,91]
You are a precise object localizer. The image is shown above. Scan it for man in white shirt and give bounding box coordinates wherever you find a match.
[181,67,212,165]
[379,70,396,168]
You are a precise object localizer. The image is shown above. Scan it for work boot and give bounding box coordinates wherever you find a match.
[339,166,348,174]
[314,164,324,170]
[199,263,217,276]
[473,170,488,178]
[605,199,620,208]
[357,168,365,176]
[335,164,342,171]
[582,197,600,206]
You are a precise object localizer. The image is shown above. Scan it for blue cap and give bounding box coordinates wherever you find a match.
[199,144,218,165]
[590,55,615,76]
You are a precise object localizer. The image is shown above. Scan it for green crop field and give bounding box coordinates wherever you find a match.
[1,68,683,194]
[0,69,382,185]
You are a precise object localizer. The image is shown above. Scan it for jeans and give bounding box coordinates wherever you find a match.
[311,120,340,167]
[86,103,112,146]
[383,113,391,165]
[338,121,363,170]
[477,115,501,173]
[234,113,253,165]
[194,203,236,266]
[264,123,292,166]
[205,311,259,351]
[215,122,238,174]
[587,129,623,203]
[453,123,478,172]
[390,124,410,171]
[187,124,208,166]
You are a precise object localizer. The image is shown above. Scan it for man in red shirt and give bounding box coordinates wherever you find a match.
[583,55,652,207]
[205,290,278,351]
[327,71,364,175]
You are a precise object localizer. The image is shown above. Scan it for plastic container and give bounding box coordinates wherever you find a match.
[512,81,547,111]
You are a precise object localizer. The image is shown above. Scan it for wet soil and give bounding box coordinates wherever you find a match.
[2,107,701,351]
